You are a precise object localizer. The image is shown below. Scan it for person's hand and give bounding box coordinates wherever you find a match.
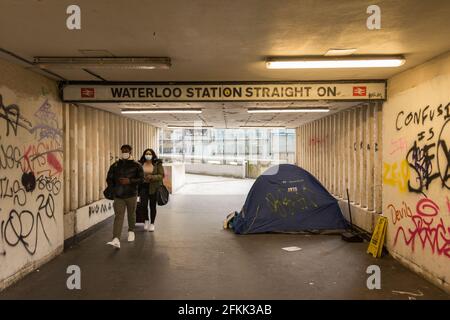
[119,178,130,185]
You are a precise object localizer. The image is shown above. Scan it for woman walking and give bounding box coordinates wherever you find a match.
[137,148,164,232]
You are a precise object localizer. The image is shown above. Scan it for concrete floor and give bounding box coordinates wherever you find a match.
[0,175,449,300]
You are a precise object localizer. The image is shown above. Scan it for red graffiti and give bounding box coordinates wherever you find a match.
[394,198,450,258]
[387,201,413,225]
[446,197,450,214]
[47,152,62,174]
[389,137,408,155]
[309,136,328,146]
[20,141,63,176]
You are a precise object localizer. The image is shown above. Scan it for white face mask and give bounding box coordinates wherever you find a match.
[121,153,130,160]
[145,155,152,161]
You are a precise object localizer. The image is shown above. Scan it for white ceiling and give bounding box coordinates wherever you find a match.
[88,101,363,128]
[1,0,449,127]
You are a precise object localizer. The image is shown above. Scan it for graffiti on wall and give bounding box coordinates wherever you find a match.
[383,159,410,193]
[387,101,450,258]
[88,202,113,217]
[309,136,328,146]
[406,118,450,196]
[393,102,450,196]
[0,94,61,257]
[0,94,33,137]
[391,198,450,258]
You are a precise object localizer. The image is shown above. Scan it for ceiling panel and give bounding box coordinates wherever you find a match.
[0,0,449,81]
[84,101,360,128]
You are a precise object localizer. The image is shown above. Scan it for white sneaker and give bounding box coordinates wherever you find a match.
[149,224,155,232]
[144,220,150,230]
[107,238,120,249]
[128,231,135,242]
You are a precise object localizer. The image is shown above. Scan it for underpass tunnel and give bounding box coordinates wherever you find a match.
[0,0,449,299]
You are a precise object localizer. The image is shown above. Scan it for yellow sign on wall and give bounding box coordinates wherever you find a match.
[367,216,388,258]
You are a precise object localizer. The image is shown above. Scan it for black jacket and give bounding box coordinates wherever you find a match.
[106,159,144,199]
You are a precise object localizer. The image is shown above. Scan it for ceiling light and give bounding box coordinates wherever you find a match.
[34,57,171,69]
[266,56,405,69]
[167,125,212,129]
[324,48,357,56]
[248,107,329,113]
[240,126,286,129]
[121,109,201,114]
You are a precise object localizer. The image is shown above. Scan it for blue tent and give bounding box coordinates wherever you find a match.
[231,164,348,234]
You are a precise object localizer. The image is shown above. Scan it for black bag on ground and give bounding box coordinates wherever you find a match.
[156,184,169,206]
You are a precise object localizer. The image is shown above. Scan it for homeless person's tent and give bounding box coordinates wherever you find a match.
[229,164,348,234]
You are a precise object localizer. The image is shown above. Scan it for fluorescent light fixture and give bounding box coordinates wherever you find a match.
[240,126,286,129]
[167,125,212,129]
[266,56,405,69]
[34,57,171,69]
[248,107,329,113]
[324,48,357,56]
[208,160,221,165]
[121,109,202,114]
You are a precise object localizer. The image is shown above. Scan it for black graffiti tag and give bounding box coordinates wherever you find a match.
[1,193,55,256]
[88,202,113,217]
[36,175,61,196]
[407,118,450,194]
[3,210,51,256]
[437,118,450,190]
[0,144,23,170]
[0,94,33,136]
[0,176,27,206]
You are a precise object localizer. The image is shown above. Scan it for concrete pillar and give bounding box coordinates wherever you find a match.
[77,105,86,207]
[349,108,356,203]
[367,104,375,211]
[133,121,137,158]
[320,118,325,184]
[354,108,361,205]
[104,111,110,188]
[337,112,345,198]
[315,120,319,177]
[114,113,118,157]
[69,104,78,211]
[306,123,312,172]
[63,103,71,213]
[360,106,368,208]
[139,121,143,156]
[343,111,348,200]
[312,121,315,176]
[92,109,100,202]
[374,103,383,213]
[86,107,94,204]
[329,116,334,194]
[325,116,333,190]
[98,111,105,198]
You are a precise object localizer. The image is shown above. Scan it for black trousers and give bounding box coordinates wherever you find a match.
[138,184,157,223]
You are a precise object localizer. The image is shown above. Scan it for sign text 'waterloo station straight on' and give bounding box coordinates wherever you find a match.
[63,82,386,102]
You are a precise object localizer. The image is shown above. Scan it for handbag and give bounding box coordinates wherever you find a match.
[135,199,147,223]
[156,184,169,206]
[103,185,114,200]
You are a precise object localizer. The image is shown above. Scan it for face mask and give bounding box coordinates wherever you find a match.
[121,153,130,160]
[145,155,152,161]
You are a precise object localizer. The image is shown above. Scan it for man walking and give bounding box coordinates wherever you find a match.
[106,144,144,249]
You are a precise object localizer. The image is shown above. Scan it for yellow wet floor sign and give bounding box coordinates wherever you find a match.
[367,216,388,258]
